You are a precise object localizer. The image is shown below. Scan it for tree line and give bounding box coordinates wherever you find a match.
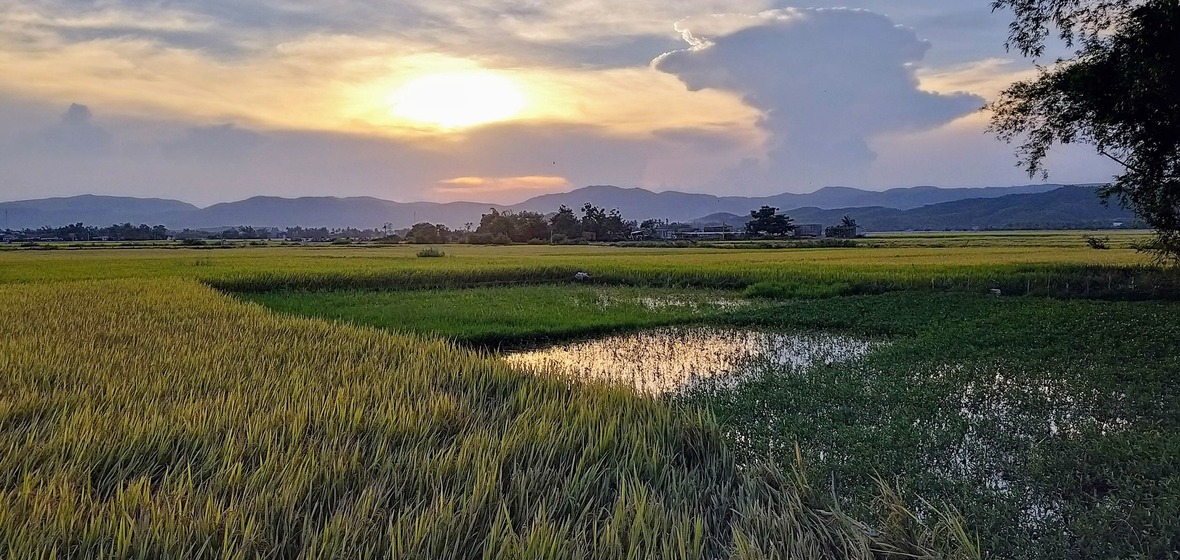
[402,203,636,244]
[5,204,860,244]
[6,223,170,241]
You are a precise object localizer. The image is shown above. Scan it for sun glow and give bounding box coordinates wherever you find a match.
[388,71,527,129]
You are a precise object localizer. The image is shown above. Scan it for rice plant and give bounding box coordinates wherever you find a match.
[0,279,973,559]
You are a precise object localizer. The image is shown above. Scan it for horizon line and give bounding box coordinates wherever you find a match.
[0,181,1109,209]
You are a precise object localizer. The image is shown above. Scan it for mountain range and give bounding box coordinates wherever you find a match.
[695,186,1135,231]
[0,184,1133,232]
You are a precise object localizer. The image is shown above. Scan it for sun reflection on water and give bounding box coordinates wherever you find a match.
[504,327,879,394]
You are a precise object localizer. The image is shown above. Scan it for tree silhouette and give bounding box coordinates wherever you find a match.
[990,0,1180,261]
[745,206,795,237]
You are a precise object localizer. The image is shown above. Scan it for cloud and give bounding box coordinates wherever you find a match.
[32,103,113,156]
[0,102,698,205]
[917,58,1036,99]
[439,176,569,189]
[654,8,985,191]
[163,123,264,159]
[868,112,1121,188]
[434,176,571,201]
[0,1,1118,203]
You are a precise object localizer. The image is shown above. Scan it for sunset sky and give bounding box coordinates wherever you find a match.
[0,0,1119,205]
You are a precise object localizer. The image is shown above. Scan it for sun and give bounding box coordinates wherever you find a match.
[388,71,527,129]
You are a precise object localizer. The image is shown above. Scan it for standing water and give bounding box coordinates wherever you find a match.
[504,326,880,394]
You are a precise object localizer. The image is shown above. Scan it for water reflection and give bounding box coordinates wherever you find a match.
[920,363,1133,529]
[593,293,749,311]
[505,326,879,394]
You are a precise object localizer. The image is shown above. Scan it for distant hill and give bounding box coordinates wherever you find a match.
[694,186,1136,231]
[0,195,198,230]
[0,184,1124,231]
[512,184,1065,220]
[169,197,500,231]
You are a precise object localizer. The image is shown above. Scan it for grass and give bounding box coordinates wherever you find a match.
[1,237,1176,558]
[689,293,1180,559]
[243,285,747,349]
[0,268,974,557]
[0,240,1154,287]
[242,275,1180,558]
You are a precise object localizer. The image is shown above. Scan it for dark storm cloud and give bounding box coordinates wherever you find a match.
[655,8,985,190]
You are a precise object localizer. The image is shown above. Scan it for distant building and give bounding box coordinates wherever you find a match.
[794,224,823,238]
[675,231,739,240]
[650,228,676,240]
[824,224,863,239]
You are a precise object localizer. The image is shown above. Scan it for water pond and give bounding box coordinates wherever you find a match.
[504,326,881,394]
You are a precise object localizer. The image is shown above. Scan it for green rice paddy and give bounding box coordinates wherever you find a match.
[1,234,1176,558]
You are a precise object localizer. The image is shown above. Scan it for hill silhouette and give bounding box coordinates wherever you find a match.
[0,184,1127,231]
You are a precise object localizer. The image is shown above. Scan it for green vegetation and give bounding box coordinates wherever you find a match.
[2,237,1177,558]
[242,278,1180,559]
[244,285,745,348]
[0,245,989,558]
[990,0,1180,261]
[701,293,1180,558]
[744,206,795,238]
[251,287,1180,559]
[741,280,853,300]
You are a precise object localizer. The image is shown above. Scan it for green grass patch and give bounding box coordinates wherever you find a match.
[741,280,857,299]
[244,285,752,348]
[245,279,1180,559]
[693,292,1180,559]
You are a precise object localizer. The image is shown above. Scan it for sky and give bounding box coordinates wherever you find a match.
[0,0,1120,206]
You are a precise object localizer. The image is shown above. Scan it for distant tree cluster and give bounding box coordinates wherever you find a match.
[404,223,452,244]
[285,226,388,241]
[825,216,860,239]
[744,206,795,238]
[170,226,391,242]
[470,209,551,244]
[400,203,637,245]
[217,226,271,240]
[14,222,169,241]
[4,204,871,246]
[574,203,633,241]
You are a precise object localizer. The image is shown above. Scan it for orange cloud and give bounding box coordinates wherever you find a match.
[435,175,569,193]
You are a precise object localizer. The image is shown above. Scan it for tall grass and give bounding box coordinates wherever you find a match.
[0,279,973,558]
[0,243,1157,290]
[214,262,1178,301]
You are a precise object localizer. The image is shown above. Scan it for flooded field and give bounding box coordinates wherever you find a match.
[504,326,880,394]
[244,281,1180,559]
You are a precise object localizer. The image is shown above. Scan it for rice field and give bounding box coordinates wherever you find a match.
[0,247,987,558]
[699,294,1180,559]
[243,286,749,349]
[1,237,1176,558]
